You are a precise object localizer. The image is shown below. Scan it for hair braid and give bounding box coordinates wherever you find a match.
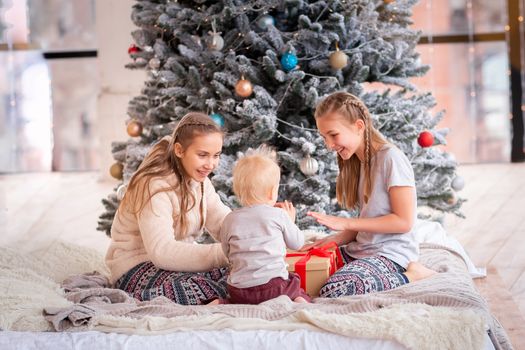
[363,119,372,203]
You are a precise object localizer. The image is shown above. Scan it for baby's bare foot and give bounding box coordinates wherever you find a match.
[294,296,309,303]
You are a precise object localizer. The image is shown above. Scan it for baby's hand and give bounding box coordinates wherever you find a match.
[276,200,296,222]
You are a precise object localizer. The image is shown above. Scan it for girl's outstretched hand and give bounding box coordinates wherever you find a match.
[307,211,352,232]
[299,234,337,251]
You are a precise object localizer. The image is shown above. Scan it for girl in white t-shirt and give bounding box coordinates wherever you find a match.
[305,92,435,297]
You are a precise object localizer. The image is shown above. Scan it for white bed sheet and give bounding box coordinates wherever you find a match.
[0,329,495,350]
[0,330,403,350]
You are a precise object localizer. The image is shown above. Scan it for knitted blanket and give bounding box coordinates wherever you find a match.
[0,241,512,350]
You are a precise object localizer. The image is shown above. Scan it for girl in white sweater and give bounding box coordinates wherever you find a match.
[105,112,231,305]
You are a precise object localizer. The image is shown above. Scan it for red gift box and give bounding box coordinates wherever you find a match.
[286,242,344,297]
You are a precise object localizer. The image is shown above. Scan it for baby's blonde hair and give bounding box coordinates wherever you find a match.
[233,145,280,206]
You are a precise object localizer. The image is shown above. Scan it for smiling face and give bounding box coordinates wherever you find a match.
[316,111,365,161]
[174,132,223,182]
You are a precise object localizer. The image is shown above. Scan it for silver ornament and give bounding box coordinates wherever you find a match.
[116,184,127,201]
[451,176,465,191]
[299,156,319,176]
[207,33,224,51]
[149,57,161,69]
[257,15,275,30]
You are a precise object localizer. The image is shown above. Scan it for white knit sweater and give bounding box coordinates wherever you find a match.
[105,174,231,284]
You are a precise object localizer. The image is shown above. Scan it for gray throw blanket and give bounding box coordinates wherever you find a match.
[43,244,512,350]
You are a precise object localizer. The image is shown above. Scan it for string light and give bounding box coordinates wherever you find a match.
[502,0,515,133]
[466,0,477,155]
[425,0,435,93]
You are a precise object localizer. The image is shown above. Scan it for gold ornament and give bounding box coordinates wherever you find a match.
[110,162,124,180]
[126,120,143,137]
[299,155,319,176]
[384,0,395,3]
[235,76,253,98]
[446,193,458,205]
[329,42,348,70]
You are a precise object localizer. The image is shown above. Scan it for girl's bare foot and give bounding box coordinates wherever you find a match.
[404,261,437,282]
[294,296,309,303]
[206,299,220,305]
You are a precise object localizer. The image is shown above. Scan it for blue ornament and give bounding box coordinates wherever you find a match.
[257,15,275,30]
[280,52,298,72]
[210,113,225,127]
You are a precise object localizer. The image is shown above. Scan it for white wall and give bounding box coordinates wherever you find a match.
[95,0,145,180]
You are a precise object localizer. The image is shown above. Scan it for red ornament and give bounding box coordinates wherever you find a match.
[417,131,434,148]
[128,44,140,54]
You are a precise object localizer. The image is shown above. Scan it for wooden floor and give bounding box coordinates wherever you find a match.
[444,163,525,349]
[1,164,525,348]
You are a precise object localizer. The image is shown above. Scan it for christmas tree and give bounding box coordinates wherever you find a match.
[98,0,465,236]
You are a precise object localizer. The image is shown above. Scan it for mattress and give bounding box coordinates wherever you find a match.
[0,329,496,350]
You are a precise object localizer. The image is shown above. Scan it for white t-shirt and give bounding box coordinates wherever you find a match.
[344,144,419,268]
[220,204,304,288]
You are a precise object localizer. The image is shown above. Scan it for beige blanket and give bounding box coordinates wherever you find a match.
[0,241,512,350]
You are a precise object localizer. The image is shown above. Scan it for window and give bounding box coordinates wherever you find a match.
[411,0,513,163]
[0,0,98,173]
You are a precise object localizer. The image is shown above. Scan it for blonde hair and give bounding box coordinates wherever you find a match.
[232,145,281,206]
[120,112,223,233]
[314,92,388,209]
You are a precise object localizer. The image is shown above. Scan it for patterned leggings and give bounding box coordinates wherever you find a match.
[115,261,229,305]
[319,248,409,298]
